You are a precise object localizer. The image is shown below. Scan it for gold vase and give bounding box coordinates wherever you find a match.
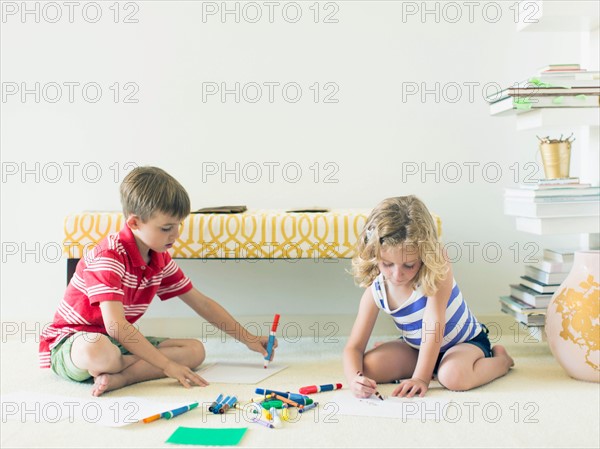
[539,141,571,179]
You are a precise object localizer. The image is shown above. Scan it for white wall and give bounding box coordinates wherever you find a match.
[1,1,583,323]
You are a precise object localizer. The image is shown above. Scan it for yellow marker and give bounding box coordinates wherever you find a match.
[281,404,289,421]
[262,408,272,421]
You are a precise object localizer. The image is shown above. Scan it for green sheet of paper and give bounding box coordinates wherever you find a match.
[166,427,247,446]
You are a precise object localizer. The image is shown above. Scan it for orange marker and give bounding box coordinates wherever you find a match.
[273,394,301,408]
[142,413,161,424]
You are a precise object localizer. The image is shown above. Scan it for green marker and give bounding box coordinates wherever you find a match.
[262,400,284,409]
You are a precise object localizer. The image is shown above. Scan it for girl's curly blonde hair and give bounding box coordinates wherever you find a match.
[351,196,447,296]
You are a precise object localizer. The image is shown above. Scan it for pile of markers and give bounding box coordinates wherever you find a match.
[248,387,325,429]
[208,394,238,414]
[206,383,343,430]
[249,398,284,429]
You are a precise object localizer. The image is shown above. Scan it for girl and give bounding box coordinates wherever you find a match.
[343,196,513,398]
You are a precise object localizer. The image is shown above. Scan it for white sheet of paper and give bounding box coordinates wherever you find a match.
[197,362,288,384]
[1,391,190,427]
[330,391,450,421]
[1,392,76,423]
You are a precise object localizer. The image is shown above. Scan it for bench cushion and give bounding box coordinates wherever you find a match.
[64,210,442,259]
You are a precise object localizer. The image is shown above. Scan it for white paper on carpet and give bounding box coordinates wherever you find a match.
[0,391,191,427]
[197,362,288,384]
[330,391,450,421]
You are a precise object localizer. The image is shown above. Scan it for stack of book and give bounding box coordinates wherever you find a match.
[504,178,600,234]
[487,64,600,115]
[499,248,574,327]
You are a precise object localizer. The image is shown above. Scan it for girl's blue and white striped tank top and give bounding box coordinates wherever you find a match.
[371,273,482,352]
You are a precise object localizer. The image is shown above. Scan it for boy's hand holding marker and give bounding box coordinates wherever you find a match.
[264,314,280,369]
[245,336,276,361]
[238,314,279,364]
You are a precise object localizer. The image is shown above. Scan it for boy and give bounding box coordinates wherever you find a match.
[39,166,274,396]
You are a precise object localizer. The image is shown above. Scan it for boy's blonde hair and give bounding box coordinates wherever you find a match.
[351,196,447,296]
[120,166,191,222]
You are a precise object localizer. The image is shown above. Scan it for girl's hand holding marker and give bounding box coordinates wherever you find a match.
[354,371,384,401]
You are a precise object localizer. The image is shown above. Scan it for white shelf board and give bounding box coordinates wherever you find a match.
[517,0,600,32]
[515,215,600,234]
[516,107,600,131]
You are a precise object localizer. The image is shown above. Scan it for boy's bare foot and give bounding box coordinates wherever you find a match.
[492,345,515,368]
[92,373,128,397]
[88,355,139,378]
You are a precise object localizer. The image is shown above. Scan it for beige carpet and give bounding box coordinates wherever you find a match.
[1,329,599,448]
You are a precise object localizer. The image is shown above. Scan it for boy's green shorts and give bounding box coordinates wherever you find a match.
[50,332,168,382]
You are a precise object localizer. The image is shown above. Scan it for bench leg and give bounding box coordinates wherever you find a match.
[67,258,79,285]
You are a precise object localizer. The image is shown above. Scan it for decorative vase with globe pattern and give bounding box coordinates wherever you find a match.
[545,250,599,382]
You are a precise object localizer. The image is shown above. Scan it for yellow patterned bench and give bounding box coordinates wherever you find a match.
[63,210,442,282]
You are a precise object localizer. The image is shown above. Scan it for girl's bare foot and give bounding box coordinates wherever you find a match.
[492,345,515,368]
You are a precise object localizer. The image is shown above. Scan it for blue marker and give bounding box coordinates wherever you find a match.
[298,402,318,413]
[208,394,224,413]
[254,388,311,405]
[264,314,280,368]
[219,396,238,414]
[162,402,199,419]
[213,395,230,414]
